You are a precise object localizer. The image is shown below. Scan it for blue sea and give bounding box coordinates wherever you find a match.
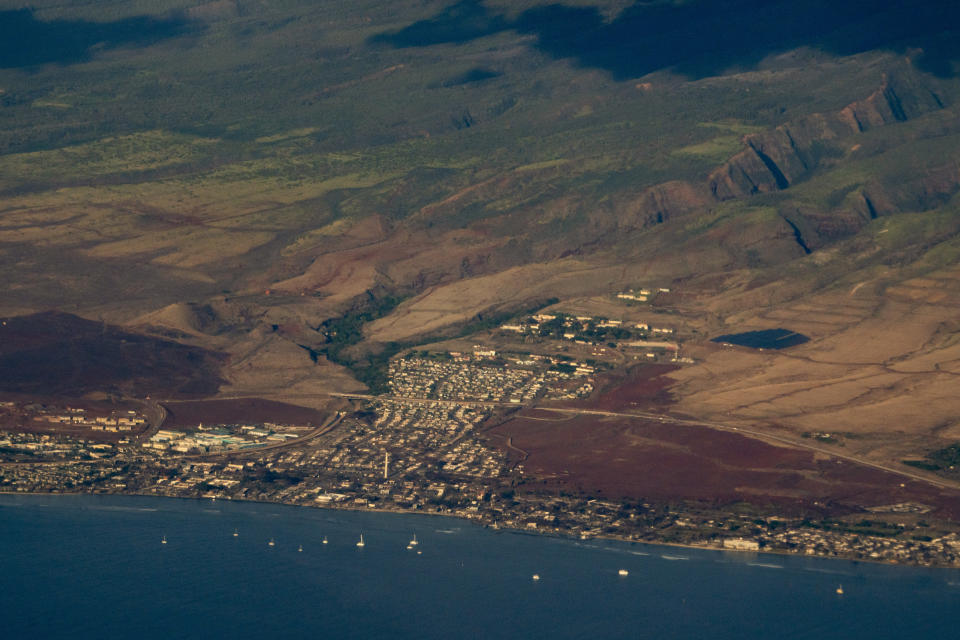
[1,494,957,639]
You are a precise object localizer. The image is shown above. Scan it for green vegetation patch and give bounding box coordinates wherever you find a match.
[903,443,960,476]
[0,130,220,186]
[315,292,411,394]
[672,136,743,164]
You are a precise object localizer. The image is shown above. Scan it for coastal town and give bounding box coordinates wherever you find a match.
[2,307,960,568]
[0,345,960,566]
[4,423,960,567]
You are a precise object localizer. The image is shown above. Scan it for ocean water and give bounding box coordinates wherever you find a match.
[1,494,957,639]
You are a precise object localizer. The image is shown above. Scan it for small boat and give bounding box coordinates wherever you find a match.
[298,545,303,553]
[322,537,328,545]
[268,538,275,547]
[836,585,844,595]
[232,529,239,538]
[161,536,167,545]
[356,534,365,548]
[406,544,413,550]
[416,551,422,555]
[409,533,418,546]
[618,569,629,577]
[532,574,540,581]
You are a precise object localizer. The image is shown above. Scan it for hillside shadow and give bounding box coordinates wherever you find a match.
[0,8,193,69]
[369,0,507,49]
[371,0,960,79]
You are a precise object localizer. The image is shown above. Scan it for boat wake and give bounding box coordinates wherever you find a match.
[803,567,854,576]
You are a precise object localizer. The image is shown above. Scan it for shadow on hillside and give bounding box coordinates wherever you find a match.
[371,0,960,79]
[0,8,194,69]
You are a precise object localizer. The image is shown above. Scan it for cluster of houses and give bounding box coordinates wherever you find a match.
[388,351,596,404]
[499,312,675,346]
[615,286,671,303]
[32,407,147,432]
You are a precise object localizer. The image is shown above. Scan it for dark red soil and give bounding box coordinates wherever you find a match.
[0,311,225,398]
[553,364,679,412]
[488,413,960,519]
[491,362,960,521]
[162,398,326,428]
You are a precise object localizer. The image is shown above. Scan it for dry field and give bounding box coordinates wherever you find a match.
[666,266,960,468]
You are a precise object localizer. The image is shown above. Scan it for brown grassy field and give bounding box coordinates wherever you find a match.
[667,276,960,468]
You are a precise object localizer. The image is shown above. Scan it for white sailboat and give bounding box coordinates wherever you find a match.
[232,529,239,538]
[298,544,303,553]
[268,538,275,547]
[322,536,328,545]
[409,533,418,546]
[356,534,365,548]
[161,535,167,545]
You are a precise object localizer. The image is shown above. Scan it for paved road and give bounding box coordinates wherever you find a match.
[135,399,167,444]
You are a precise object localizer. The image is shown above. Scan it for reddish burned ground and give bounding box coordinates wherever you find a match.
[0,312,225,398]
[487,413,960,521]
[162,398,326,428]
[553,364,679,412]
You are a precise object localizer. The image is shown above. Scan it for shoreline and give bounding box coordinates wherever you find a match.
[2,488,956,570]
